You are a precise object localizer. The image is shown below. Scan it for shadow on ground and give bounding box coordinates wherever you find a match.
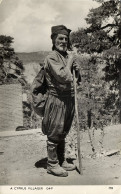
[35,157,47,169]
[34,158,79,173]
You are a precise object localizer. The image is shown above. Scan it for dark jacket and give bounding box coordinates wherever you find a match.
[44,50,81,97]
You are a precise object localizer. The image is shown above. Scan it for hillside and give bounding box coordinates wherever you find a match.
[17,51,50,65]
[16,51,50,84]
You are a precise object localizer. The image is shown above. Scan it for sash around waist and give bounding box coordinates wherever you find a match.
[48,87,74,97]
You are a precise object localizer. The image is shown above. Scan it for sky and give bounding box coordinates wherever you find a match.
[0,0,98,52]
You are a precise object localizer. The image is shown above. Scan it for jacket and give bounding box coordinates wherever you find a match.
[44,50,74,97]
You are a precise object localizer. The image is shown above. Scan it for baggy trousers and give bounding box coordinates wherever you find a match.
[42,93,75,143]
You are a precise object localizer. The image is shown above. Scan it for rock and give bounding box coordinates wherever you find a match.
[16,126,27,131]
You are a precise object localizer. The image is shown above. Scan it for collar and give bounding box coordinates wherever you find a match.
[54,48,68,58]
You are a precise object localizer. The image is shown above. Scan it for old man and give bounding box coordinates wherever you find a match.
[42,25,81,177]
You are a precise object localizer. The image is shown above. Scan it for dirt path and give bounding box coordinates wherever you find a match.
[0,125,121,185]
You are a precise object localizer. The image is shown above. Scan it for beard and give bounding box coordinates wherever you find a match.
[56,44,67,52]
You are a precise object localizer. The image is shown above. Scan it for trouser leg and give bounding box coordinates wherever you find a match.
[42,94,75,143]
[57,139,65,166]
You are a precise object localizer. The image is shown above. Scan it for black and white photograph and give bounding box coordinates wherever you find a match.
[0,0,121,192]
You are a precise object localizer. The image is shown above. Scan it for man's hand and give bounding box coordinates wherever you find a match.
[67,53,77,70]
[73,61,80,71]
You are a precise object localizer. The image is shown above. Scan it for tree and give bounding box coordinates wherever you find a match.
[86,0,121,122]
[71,0,121,123]
[0,35,26,85]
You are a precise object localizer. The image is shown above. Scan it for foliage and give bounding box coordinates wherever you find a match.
[71,0,121,126]
[76,54,111,130]
[71,29,112,53]
[0,35,26,85]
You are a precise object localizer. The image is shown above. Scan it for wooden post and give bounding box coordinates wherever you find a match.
[73,69,83,175]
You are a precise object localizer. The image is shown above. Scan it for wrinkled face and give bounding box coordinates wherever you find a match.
[55,34,68,52]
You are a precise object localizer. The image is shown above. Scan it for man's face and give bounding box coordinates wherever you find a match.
[55,34,68,52]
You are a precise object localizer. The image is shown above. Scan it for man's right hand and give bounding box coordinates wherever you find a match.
[67,53,77,70]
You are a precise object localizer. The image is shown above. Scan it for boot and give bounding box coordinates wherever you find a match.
[47,141,68,177]
[57,140,76,171]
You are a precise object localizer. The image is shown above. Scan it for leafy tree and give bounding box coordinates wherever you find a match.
[86,0,121,122]
[0,35,26,85]
[71,0,121,123]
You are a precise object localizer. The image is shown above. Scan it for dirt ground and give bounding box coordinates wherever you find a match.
[0,124,121,185]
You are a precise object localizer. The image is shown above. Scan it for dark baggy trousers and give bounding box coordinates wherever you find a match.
[42,93,75,143]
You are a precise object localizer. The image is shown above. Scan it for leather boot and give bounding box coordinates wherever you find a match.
[57,140,76,171]
[47,141,68,177]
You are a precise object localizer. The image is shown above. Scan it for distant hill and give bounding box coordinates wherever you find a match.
[17,51,50,65]
[16,51,50,84]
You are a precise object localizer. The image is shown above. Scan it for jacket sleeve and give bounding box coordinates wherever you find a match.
[45,54,73,84]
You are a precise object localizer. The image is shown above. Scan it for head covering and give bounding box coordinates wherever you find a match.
[51,25,71,39]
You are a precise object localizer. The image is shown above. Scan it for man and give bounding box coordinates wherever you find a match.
[42,25,80,177]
